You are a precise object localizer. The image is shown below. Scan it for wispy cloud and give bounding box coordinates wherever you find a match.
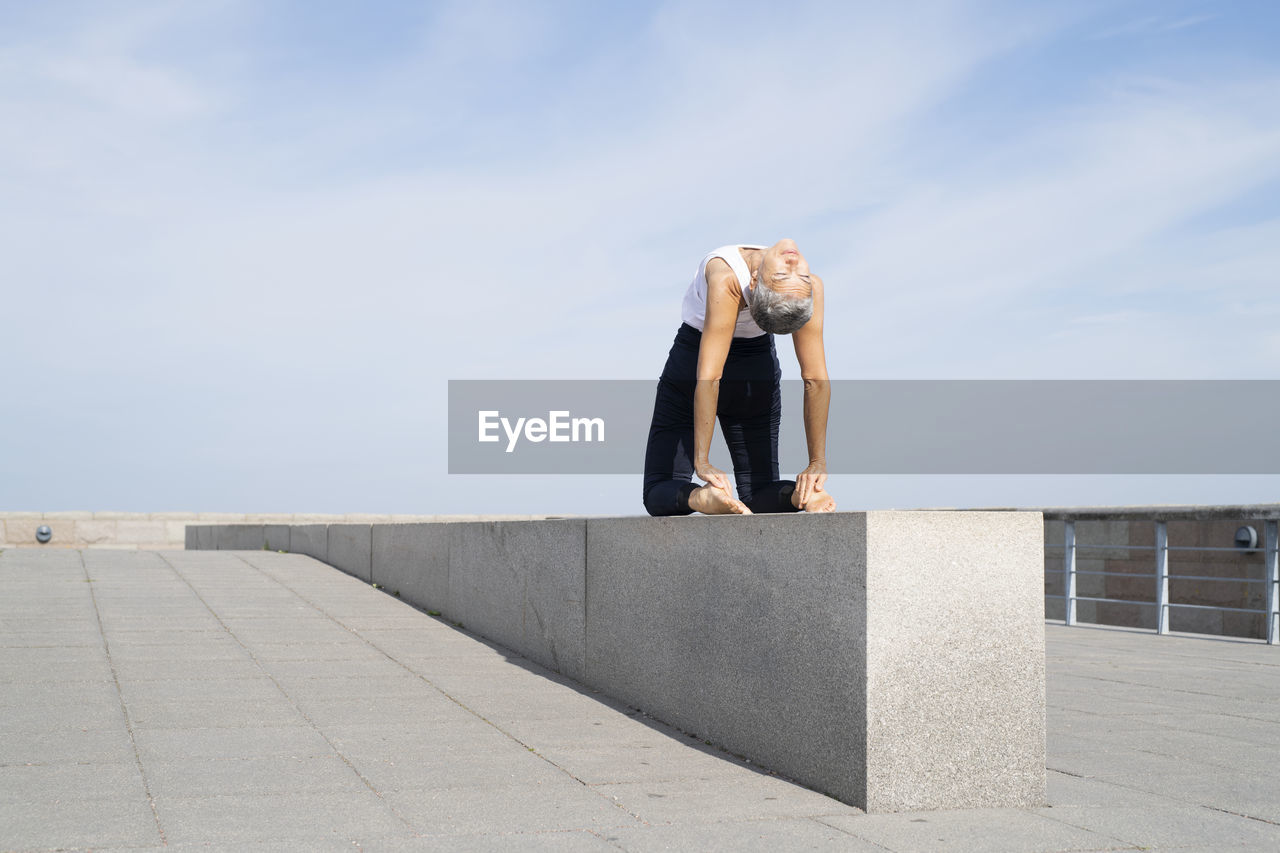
[1090,12,1219,40]
[2,0,1278,511]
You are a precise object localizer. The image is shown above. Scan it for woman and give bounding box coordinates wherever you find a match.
[642,239,836,515]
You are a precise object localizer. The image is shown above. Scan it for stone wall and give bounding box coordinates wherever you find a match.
[0,512,554,549]
[186,511,1047,813]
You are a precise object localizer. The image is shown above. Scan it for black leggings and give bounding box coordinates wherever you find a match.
[642,323,800,516]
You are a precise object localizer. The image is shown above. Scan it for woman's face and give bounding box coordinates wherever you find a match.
[754,239,812,298]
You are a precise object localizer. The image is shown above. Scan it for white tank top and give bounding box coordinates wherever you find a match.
[680,244,768,338]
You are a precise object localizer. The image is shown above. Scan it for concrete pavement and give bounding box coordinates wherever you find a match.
[2,547,1279,851]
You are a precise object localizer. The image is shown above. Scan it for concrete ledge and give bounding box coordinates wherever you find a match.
[587,515,866,800]
[215,524,265,550]
[183,525,213,550]
[370,523,449,613]
[0,512,555,548]
[451,519,586,681]
[289,524,329,562]
[327,524,372,583]
[185,511,1046,812]
[862,512,1045,811]
[265,524,291,551]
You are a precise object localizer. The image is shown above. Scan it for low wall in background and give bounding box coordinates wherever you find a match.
[0,512,554,549]
[187,511,1047,813]
[13,508,1272,640]
[1036,506,1280,640]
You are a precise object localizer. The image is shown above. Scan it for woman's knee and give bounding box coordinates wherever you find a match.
[642,481,666,517]
[643,480,695,517]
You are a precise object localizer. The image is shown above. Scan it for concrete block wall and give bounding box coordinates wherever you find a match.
[187,511,1047,813]
[1,512,198,549]
[0,512,553,549]
[328,524,373,583]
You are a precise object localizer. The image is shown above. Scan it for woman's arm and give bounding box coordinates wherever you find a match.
[791,274,829,506]
[693,259,742,492]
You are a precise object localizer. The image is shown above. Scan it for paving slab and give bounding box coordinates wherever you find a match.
[1090,769,1280,824]
[0,691,127,731]
[317,722,514,759]
[143,755,370,797]
[131,725,336,763]
[361,829,622,851]
[350,742,567,791]
[593,775,860,825]
[0,659,114,682]
[113,656,265,681]
[1043,769,1179,808]
[0,761,145,804]
[3,547,1280,851]
[816,809,1129,852]
[0,793,162,849]
[601,818,887,852]
[1033,803,1280,849]
[154,790,409,845]
[126,697,308,729]
[380,781,643,835]
[289,694,468,728]
[0,726,136,766]
[530,742,762,786]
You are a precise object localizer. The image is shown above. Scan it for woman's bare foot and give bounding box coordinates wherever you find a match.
[793,488,837,512]
[688,485,752,515]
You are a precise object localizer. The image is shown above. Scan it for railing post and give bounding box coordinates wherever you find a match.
[1064,520,1077,626]
[1155,521,1170,635]
[1266,519,1278,646]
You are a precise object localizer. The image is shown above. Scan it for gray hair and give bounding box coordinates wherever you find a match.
[749,281,813,335]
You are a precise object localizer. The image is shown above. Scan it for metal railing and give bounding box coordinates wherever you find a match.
[1047,517,1279,645]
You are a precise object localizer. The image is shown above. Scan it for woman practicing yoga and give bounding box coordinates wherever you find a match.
[642,239,836,515]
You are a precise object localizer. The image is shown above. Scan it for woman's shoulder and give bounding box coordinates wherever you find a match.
[703,257,746,305]
[700,245,761,297]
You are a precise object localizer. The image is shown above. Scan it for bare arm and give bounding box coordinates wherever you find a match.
[692,258,742,492]
[791,274,830,506]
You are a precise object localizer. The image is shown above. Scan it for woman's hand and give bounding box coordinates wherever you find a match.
[695,460,732,493]
[793,460,828,508]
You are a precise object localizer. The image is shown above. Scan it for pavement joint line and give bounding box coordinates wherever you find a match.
[1044,701,1280,742]
[1026,801,1153,849]
[1051,766,1280,828]
[78,548,168,846]
[1047,670,1273,702]
[808,816,897,851]
[1047,768,1089,779]
[150,551,422,835]
[1047,701,1278,728]
[1112,743,1261,775]
[229,551,655,828]
[587,828,627,850]
[1203,804,1280,826]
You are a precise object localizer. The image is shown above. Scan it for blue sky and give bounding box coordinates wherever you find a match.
[3,0,1279,515]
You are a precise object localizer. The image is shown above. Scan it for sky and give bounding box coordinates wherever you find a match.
[3,0,1279,516]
